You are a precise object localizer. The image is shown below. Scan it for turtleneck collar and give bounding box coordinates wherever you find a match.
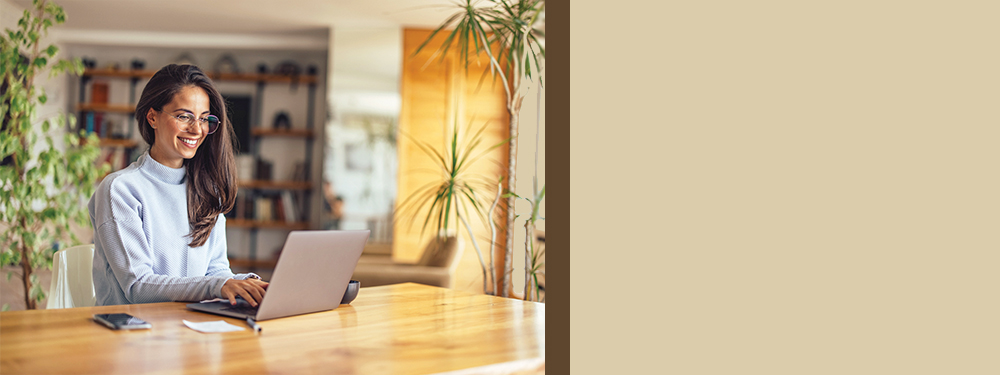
[139,151,187,185]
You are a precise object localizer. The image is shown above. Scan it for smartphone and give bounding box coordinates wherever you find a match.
[93,313,152,330]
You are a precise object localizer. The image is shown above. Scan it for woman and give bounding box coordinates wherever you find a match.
[89,64,267,306]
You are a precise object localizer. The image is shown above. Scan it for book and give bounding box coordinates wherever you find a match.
[281,190,297,222]
[95,114,105,137]
[274,195,286,222]
[255,197,273,222]
[256,159,273,181]
[291,162,307,181]
[91,82,109,104]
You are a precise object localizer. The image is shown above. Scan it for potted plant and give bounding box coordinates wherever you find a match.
[1,0,105,309]
[396,117,509,295]
[416,0,545,297]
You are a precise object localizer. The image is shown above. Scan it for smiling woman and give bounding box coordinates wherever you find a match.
[147,86,213,168]
[88,64,270,307]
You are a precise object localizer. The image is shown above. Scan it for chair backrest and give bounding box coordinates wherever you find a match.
[416,235,465,271]
[46,244,96,309]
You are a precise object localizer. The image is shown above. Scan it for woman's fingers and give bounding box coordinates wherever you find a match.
[222,279,268,306]
[245,284,264,305]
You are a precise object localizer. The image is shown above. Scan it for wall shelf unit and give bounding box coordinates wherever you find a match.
[230,75,318,274]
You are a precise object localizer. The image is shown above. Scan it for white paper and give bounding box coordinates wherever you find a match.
[183,319,246,333]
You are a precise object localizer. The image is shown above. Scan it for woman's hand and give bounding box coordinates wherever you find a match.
[221,278,269,306]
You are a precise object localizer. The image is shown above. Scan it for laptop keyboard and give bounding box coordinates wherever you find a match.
[221,305,259,315]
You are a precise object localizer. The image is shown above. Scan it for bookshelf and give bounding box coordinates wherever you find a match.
[229,75,317,273]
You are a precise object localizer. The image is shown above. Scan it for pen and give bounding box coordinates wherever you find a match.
[246,317,262,333]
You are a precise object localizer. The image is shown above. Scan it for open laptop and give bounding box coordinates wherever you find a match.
[187,230,370,321]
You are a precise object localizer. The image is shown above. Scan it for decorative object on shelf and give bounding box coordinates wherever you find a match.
[307,65,318,76]
[82,57,97,69]
[130,58,145,70]
[236,155,254,181]
[214,54,239,74]
[109,119,128,139]
[272,111,291,130]
[275,61,301,91]
[173,52,197,66]
[275,61,300,76]
[256,63,268,74]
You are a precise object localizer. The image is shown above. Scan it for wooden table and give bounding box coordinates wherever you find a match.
[0,283,545,375]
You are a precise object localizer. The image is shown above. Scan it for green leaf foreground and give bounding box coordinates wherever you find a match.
[1,0,101,309]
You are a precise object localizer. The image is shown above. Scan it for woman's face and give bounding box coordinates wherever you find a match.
[146,85,210,169]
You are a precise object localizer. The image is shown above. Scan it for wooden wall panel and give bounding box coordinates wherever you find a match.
[396,28,510,294]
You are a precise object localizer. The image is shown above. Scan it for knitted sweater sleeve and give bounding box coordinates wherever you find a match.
[203,215,259,281]
[95,184,231,304]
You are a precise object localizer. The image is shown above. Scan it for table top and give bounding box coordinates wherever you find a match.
[0,283,545,375]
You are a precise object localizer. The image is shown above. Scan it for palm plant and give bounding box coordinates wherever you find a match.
[416,0,545,298]
[395,117,509,294]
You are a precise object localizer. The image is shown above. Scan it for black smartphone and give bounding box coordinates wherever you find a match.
[93,313,152,330]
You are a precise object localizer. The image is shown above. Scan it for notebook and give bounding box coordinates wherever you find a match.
[187,230,370,321]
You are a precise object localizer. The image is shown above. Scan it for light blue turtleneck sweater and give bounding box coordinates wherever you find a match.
[89,152,255,306]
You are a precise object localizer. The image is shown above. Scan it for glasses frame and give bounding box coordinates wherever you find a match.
[156,108,220,135]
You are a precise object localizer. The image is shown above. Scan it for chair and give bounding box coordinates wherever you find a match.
[46,244,96,309]
[351,235,464,288]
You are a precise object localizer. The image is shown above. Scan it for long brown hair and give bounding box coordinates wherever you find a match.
[135,64,237,247]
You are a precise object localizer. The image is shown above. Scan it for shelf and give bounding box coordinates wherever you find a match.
[251,128,314,138]
[227,219,310,230]
[99,138,139,148]
[82,68,156,78]
[77,103,136,113]
[209,72,319,84]
[228,258,278,269]
[81,68,318,84]
[239,180,312,190]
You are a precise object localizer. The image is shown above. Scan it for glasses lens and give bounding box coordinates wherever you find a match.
[205,115,220,134]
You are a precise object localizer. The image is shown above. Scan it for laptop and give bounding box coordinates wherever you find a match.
[187,230,370,321]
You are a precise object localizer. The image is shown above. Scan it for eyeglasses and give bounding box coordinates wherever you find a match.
[157,109,220,134]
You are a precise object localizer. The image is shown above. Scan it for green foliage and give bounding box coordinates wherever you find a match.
[396,117,509,239]
[1,0,105,309]
[396,116,509,294]
[415,0,546,92]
